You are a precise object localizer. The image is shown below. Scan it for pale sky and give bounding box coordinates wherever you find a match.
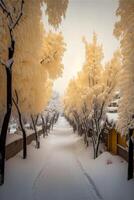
[43,0,119,96]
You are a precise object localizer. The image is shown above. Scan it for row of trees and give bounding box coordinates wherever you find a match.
[0,0,68,185]
[64,0,134,180]
[63,33,121,159]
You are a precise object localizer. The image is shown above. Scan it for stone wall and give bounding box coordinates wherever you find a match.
[6,129,43,160]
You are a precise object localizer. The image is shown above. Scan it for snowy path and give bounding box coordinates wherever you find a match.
[0,116,134,200]
[32,117,102,200]
[0,117,102,200]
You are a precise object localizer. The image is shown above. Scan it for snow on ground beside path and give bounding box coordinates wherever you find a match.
[0,116,134,200]
[74,137,134,200]
[0,136,53,200]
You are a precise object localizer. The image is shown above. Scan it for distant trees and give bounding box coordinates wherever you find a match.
[41,92,60,137]
[0,0,68,185]
[64,33,121,159]
[114,0,134,180]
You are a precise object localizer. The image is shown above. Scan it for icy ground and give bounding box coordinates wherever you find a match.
[0,117,134,200]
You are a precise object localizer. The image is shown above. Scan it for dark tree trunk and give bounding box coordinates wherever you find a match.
[21,124,27,159]
[31,115,40,149]
[13,93,27,159]
[73,123,76,133]
[83,121,89,147]
[0,50,13,185]
[91,136,96,159]
[18,115,27,159]
[41,115,46,138]
[95,133,101,158]
[128,128,133,180]
[0,0,24,185]
[35,115,39,126]
[45,116,49,136]
[78,124,81,136]
[50,115,54,130]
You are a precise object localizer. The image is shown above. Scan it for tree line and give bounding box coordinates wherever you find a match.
[0,0,68,185]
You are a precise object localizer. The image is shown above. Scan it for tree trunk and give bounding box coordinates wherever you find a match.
[95,133,101,158]
[128,128,133,180]
[35,115,39,126]
[45,116,49,136]
[13,96,27,159]
[21,125,27,159]
[31,115,40,149]
[41,115,46,138]
[83,121,89,147]
[0,67,12,185]
[91,136,96,159]
[19,117,27,159]
[73,123,76,133]
[0,0,24,185]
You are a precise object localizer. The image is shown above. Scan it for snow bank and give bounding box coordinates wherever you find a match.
[75,142,134,200]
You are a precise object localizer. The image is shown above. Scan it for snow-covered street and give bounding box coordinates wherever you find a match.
[0,117,134,200]
[0,117,101,200]
[33,117,102,200]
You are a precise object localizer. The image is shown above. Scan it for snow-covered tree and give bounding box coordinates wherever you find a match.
[0,0,68,185]
[11,0,46,157]
[12,6,65,154]
[0,0,24,185]
[42,91,60,134]
[114,0,134,180]
[64,34,121,158]
[114,0,134,135]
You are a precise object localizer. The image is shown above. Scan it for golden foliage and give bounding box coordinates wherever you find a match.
[41,32,66,79]
[0,0,66,118]
[114,0,134,134]
[44,0,69,28]
[63,33,121,122]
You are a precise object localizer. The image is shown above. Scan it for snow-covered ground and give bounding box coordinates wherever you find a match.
[0,117,134,200]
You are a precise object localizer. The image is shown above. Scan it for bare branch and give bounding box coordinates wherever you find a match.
[14,89,19,104]
[12,97,18,110]
[11,0,24,30]
[98,101,105,123]
[0,0,24,31]
[0,0,13,24]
